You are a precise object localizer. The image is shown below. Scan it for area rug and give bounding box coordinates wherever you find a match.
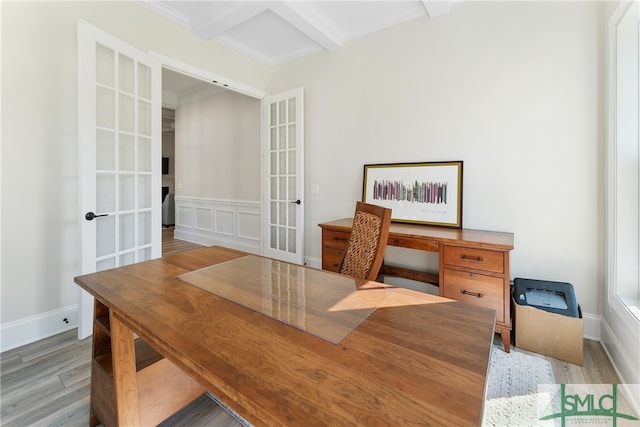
[483,344,556,426]
[208,343,556,427]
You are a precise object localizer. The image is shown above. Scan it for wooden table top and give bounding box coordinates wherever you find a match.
[75,246,496,426]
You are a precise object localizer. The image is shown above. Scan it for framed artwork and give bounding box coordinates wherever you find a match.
[362,161,463,228]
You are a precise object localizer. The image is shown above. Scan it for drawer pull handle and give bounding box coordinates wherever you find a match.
[460,255,483,262]
[461,290,484,299]
[333,237,347,242]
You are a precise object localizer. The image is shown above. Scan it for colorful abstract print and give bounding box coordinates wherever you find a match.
[372,180,448,204]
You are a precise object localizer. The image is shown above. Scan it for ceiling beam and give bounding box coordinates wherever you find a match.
[421,0,456,18]
[190,2,268,39]
[270,2,342,51]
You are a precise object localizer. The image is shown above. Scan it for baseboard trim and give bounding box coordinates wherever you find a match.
[1,305,78,353]
[582,312,601,341]
[174,228,260,255]
[304,256,322,269]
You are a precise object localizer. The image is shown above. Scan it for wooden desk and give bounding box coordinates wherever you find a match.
[75,246,496,426]
[319,219,514,352]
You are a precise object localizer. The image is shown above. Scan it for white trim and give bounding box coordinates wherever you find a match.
[136,0,192,28]
[150,52,267,100]
[601,318,640,413]
[174,197,261,254]
[582,312,602,341]
[304,255,322,269]
[1,305,78,353]
[606,0,635,309]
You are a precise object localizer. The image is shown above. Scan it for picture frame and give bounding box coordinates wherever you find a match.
[362,161,463,228]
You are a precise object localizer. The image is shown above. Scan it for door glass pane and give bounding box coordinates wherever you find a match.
[97,130,115,170]
[279,152,286,174]
[96,174,115,212]
[278,125,286,149]
[270,178,277,200]
[119,134,135,171]
[278,101,286,125]
[288,98,296,122]
[279,202,286,225]
[138,137,151,172]
[270,127,277,150]
[96,87,115,128]
[270,202,277,226]
[288,229,296,253]
[270,103,277,126]
[119,54,134,94]
[97,257,115,272]
[119,252,135,266]
[279,177,286,199]
[96,215,115,257]
[289,203,296,227]
[138,64,151,100]
[138,211,151,245]
[288,151,296,174]
[288,177,296,200]
[138,100,151,136]
[270,225,277,249]
[278,227,286,250]
[119,94,135,132]
[137,247,151,262]
[138,175,151,208]
[288,124,296,149]
[120,213,135,250]
[119,174,135,211]
[96,44,115,87]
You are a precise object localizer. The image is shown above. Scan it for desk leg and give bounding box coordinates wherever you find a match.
[498,327,511,353]
[110,311,141,426]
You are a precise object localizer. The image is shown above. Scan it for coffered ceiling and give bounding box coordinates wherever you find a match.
[140,1,458,66]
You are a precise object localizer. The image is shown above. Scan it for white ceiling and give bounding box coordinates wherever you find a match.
[140,1,458,66]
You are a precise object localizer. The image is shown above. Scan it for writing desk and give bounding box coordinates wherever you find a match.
[320,219,514,351]
[75,245,496,426]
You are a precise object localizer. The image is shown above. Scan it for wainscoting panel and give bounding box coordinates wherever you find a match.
[214,209,235,236]
[174,197,261,254]
[177,206,194,228]
[238,211,260,240]
[194,207,213,231]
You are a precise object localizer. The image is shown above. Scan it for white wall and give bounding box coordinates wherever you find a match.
[175,90,260,201]
[270,1,606,323]
[0,1,269,351]
[0,0,620,363]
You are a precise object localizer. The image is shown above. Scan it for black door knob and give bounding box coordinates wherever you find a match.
[85,212,108,221]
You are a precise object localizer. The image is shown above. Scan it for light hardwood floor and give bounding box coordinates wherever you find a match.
[0,229,620,426]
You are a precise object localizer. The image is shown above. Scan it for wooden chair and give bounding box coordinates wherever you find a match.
[339,201,392,281]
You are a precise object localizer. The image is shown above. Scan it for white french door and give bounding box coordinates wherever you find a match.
[77,21,161,338]
[262,88,305,265]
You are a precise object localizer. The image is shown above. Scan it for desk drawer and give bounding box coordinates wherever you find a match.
[443,246,504,273]
[442,269,504,323]
[388,236,439,252]
[322,247,346,272]
[322,230,350,249]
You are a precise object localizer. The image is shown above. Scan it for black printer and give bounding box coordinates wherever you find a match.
[513,277,579,318]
